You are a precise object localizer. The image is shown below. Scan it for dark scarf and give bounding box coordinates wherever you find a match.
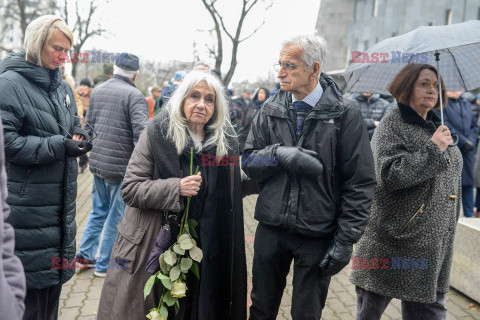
[254,99,265,109]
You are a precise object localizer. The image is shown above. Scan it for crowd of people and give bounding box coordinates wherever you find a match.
[0,14,479,320]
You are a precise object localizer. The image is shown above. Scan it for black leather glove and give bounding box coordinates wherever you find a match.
[64,139,92,157]
[319,239,353,277]
[460,139,474,153]
[73,126,91,142]
[275,146,323,176]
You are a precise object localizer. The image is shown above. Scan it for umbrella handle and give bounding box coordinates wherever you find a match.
[435,51,444,126]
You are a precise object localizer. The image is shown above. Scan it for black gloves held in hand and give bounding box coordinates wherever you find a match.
[319,239,353,277]
[275,146,323,176]
[64,139,92,157]
[460,139,474,153]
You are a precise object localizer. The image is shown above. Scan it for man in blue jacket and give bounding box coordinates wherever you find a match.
[436,91,478,217]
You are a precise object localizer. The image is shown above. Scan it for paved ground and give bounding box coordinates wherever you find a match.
[59,170,480,319]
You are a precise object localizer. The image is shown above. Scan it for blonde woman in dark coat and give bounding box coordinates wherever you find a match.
[350,64,462,320]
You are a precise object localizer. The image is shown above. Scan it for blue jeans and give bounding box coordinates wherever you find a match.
[462,186,474,217]
[78,175,126,272]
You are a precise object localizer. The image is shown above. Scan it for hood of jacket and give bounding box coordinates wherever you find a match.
[0,51,62,92]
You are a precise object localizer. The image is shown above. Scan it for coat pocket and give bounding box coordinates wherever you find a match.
[111,216,146,274]
[400,203,425,233]
[19,169,32,197]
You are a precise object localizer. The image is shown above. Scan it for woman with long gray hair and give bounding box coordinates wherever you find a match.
[97,71,248,320]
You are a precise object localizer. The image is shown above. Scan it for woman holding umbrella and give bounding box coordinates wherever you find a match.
[350,63,462,320]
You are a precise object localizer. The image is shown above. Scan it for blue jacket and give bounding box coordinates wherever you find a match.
[436,98,478,186]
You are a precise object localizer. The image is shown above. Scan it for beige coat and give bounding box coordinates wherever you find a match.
[97,125,250,319]
[97,130,183,320]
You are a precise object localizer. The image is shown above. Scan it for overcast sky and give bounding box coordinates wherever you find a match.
[84,0,322,83]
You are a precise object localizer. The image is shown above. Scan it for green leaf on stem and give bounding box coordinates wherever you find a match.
[178,234,190,243]
[159,305,168,320]
[189,246,203,262]
[164,250,177,266]
[180,257,193,272]
[157,273,172,290]
[180,237,194,250]
[190,147,193,176]
[174,300,180,315]
[188,219,198,238]
[164,291,177,307]
[159,253,171,274]
[170,265,181,282]
[144,274,157,300]
[188,219,198,228]
[190,262,200,279]
[173,243,185,255]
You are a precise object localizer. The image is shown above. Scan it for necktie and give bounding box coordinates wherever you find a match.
[293,101,313,139]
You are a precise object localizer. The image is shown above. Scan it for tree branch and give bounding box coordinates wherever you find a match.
[240,20,265,42]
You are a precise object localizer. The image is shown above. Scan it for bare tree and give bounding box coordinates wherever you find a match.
[201,0,272,86]
[60,0,111,79]
[0,0,56,55]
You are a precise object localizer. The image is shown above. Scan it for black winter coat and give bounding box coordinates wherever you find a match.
[0,52,80,289]
[242,74,376,244]
[344,93,394,140]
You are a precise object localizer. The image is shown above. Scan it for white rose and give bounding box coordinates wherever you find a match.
[146,309,165,320]
[171,280,187,298]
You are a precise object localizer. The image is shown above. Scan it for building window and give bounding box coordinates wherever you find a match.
[446,9,452,25]
[478,7,480,19]
[373,0,378,17]
[428,22,433,26]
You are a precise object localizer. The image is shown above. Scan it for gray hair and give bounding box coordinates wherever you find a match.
[24,15,73,66]
[282,33,328,71]
[113,65,138,80]
[166,70,232,158]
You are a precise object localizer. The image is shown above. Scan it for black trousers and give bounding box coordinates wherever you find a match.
[355,286,447,320]
[249,223,332,320]
[23,284,62,320]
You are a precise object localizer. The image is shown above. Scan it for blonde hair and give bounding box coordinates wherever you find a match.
[24,15,73,67]
[166,71,232,158]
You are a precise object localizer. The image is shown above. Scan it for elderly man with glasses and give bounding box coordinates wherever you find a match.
[242,34,377,320]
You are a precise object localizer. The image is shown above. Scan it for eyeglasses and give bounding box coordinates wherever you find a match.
[417,81,440,92]
[273,62,304,72]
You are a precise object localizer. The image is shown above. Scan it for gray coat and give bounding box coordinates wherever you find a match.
[350,103,463,303]
[0,120,26,320]
[86,75,148,181]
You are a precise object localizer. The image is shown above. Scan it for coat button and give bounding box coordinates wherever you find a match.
[449,195,458,200]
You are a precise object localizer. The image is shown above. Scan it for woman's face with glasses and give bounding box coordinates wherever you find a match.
[410,69,439,114]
